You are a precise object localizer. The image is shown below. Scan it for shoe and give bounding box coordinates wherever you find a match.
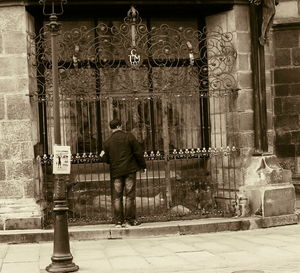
[126,219,141,226]
[114,222,123,228]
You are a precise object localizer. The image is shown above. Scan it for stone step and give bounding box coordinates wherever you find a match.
[0,214,298,244]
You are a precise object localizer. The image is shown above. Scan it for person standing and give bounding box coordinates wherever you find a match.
[101,119,146,227]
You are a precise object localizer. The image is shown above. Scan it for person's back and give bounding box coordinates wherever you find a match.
[104,130,145,179]
[101,119,146,227]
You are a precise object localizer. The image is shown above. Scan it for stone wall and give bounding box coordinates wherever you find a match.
[0,3,41,229]
[206,5,275,185]
[273,0,300,175]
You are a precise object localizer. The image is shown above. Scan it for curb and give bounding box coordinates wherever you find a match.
[0,214,298,244]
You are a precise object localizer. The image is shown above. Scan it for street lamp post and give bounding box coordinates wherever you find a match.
[39,1,79,272]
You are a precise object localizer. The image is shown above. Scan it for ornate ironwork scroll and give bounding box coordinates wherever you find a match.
[28,7,237,100]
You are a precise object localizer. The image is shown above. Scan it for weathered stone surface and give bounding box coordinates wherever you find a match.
[274,68,300,84]
[239,112,253,131]
[290,83,300,95]
[0,56,27,77]
[0,78,17,94]
[0,121,31,142]
[281,96,300,114]
[263,185,295,217]
[3,31,26,54]
[237,72,252,89]
[236,90,253,112]
[274,30,298,49]
[0,142,21,160]
[5,160,33,180]
[0,161,5,181]
[0,95,4,119]
[261,214,298,228]
[0,198,41,230]
[274,84,289,97]
[275,115,300,131]
[0,6,25,32]
[238,54,250,71]
[241,184,295,217]
[276,144,296,157]
[235,6,249,32]
[275,48,291,67]
[244,155,285,186]
[4,217,41,230]
[6,94,30,120]
[20,141,34,160]
[24,179,35,198]
[237,33,251,53]
[0,181,23,199]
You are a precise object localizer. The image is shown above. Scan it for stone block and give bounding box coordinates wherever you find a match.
[282,96,300,114]
[3,32,26,54]
[21,142,34,160]
[290,84,300,95]
[237,33,251,53]
[237,132,254,148]
[238,54,250,71]
[242,184,296,217]
[291,131,300,144]
[5,160,34,180]
[274,30,298,49]
[0,143,21,161]
[296,144,300,156]
[275,48,291,67]
[0,6,26,32]
[275,114,300,131]
[276,144,296,157]
[263,184,295,217]
[274,97,282,114]
[0,56,27,77]
[236,90,253,111]
[6,94,30,120]
[237,72,252,89]
[4,217,41,230]
[235,6,249,32]
[261,214,298,228]
[239,112,253,131]
[0,181,23,199]
[275,131,291,145]
[17,77,29,94]
[275,84,289,97]
[24,179,35,198]
[0,121,32,142]
[292,47,300,66]
[274,68,300,84]
[0,78,17,94]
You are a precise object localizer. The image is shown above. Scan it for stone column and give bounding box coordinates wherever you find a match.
[0,3,41,229]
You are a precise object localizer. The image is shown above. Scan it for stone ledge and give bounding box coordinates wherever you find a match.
[261,214,298,228]
[0,215,297,244]
[0,198,41,230]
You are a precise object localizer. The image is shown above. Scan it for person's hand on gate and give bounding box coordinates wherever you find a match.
[100,150,105,157]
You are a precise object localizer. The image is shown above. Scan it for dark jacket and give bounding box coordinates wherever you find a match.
[102,130,146,179]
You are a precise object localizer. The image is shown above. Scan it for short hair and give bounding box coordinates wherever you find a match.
[109,119,122,129]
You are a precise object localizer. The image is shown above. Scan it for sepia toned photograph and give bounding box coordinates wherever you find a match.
[0,0,299,272]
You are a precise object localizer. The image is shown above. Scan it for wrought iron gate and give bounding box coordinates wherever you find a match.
[28,7,239,226]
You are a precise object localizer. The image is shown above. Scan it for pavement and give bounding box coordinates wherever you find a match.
[0,221,300,273]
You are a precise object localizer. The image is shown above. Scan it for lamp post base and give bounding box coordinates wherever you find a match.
[46,258,79,273]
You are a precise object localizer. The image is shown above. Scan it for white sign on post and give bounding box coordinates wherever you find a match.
[53,145,71,174]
